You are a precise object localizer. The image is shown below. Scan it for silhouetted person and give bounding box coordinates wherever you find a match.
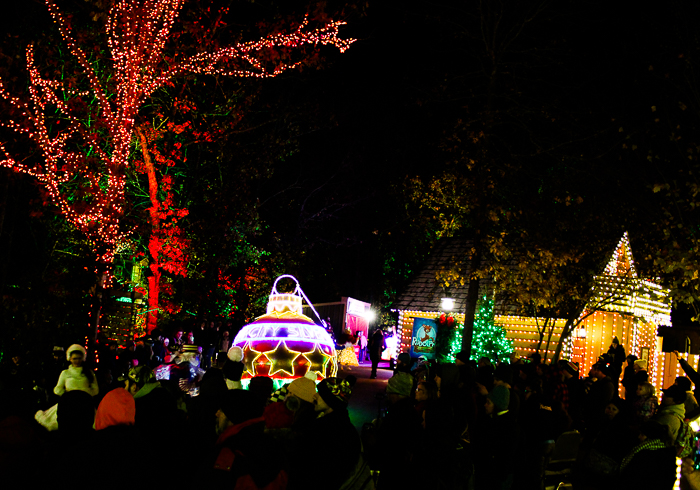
[369,329,385,379]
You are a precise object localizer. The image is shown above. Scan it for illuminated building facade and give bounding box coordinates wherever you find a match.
[393,234,678,394]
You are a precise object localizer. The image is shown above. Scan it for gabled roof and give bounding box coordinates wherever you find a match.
[392,238,519,315]
[603,232,637,278]
[393,232,664,320]
[592,232,671,325]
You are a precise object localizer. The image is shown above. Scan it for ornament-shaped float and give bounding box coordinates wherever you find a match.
[232,275,338,382]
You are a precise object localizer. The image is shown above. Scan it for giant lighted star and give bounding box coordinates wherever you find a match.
[242,342,260,376]
[263,341,301,377]
[254,352,272,376]
[303,343,331,378]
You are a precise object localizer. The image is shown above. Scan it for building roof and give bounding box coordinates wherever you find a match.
[392,238,520,315]
[393,232,669,321]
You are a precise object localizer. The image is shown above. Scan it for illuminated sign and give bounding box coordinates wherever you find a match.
[347,297,370,316]
[410,317,437,359]
[235,323,334,344]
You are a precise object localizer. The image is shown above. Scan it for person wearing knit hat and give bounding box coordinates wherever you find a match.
[55,344,98,397]
[387,372,413,399]
[66,343,86,360]
[373,374,422,489]
[222,362,244,390]
[287,376,316,404]
[52,345,65,359]
[314,377,352,414]
[208,389,287,488]
[395,352,412,373]
[122,365,159,398]
[264,377,318,430]
[95,387,135,430]
[227,345,243,363]
[222,346,245,390]
[35,344,98,431]
[92,390,150,486]
[562,361,579,377]
[300,378,362,489]
[655,384,688,445]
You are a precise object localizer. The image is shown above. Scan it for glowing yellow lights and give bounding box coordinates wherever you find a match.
[397,234,674,376]
[243,342,259,376]
[303,343,331,378]
[264,341,301,377]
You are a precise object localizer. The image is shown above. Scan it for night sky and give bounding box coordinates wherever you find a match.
[1,0,699,340]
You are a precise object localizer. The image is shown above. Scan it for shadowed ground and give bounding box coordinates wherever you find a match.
[338,360,394,432]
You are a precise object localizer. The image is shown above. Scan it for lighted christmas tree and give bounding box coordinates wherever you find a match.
[0,0,354,285]
[471,295,513,363]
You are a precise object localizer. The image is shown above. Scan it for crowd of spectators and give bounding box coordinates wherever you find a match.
[3,332,700,490]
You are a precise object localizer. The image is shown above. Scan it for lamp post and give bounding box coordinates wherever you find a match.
[441,297,455,311]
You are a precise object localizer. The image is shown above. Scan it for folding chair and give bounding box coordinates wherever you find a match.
[543,430,582,490]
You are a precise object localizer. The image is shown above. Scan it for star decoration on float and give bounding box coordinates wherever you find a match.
[242,342,259,376]
[254,352,272,376]
[303,343,331,378]
[264,341,301,377]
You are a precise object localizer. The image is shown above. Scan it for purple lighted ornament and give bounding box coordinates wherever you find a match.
[231,275,338,381]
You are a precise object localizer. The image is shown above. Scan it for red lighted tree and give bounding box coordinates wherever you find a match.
[136,123,191,332]
[0,0,354,335]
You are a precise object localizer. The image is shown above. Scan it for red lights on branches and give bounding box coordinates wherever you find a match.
[0,0,354,283]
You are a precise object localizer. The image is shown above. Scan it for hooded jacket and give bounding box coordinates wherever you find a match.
[653,402,686,443]
[95,388,135,430]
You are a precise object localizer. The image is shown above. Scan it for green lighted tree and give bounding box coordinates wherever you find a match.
[471,295,513,363]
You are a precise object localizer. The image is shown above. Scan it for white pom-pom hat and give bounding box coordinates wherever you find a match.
[227,346,243,362]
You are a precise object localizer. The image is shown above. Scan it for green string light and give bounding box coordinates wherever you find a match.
[471,295,513,363]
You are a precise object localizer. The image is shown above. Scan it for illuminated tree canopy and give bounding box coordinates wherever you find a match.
[0,0,354,282]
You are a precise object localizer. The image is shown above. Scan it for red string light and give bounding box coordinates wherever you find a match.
[0,0,354,284]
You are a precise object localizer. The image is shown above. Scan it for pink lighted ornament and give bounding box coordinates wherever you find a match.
[231,275,338,381]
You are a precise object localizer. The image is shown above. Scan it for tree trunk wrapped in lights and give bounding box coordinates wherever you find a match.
[0,0,354,335]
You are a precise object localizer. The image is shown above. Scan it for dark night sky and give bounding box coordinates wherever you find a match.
[1,0,699,327]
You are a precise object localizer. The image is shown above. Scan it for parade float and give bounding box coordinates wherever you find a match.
[230,275,338,388]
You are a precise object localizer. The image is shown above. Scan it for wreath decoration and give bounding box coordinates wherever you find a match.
[434,312,463,362]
